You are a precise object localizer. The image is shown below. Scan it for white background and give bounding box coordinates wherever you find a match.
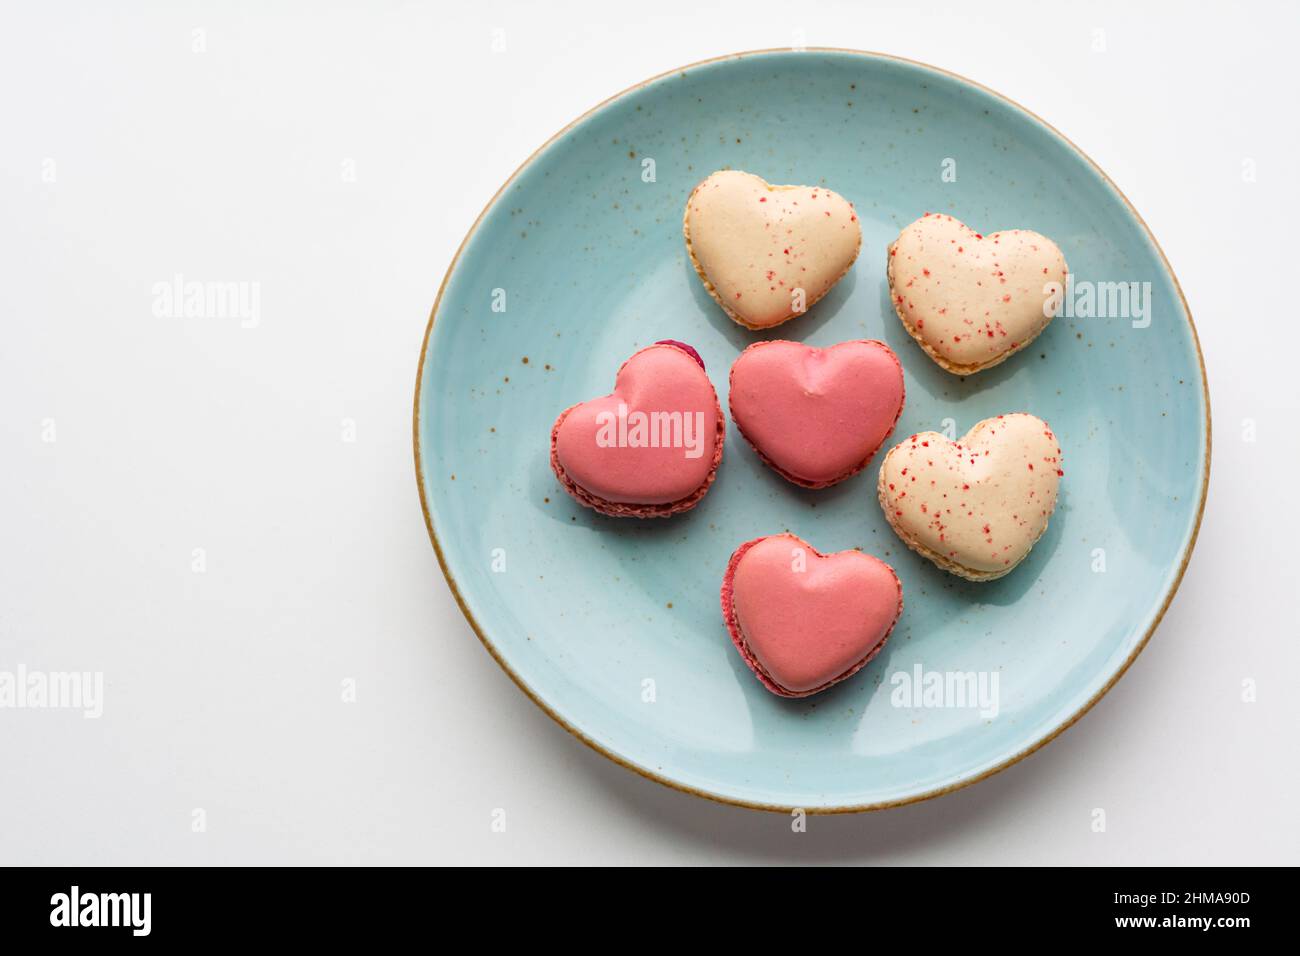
[2,0,1297,865]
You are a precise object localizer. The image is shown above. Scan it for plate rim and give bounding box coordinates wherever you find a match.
[412,47,1212,813]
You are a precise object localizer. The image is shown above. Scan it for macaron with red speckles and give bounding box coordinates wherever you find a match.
[887,213,1067,374]
[550,341,725,518]
[877,413,1063,580]
[684,170,861,330]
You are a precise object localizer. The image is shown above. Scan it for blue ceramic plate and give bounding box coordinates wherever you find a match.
[414,50,1208,811]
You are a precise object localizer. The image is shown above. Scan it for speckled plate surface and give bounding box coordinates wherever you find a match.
[414,50,1209,811]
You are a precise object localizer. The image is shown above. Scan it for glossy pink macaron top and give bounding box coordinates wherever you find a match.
[551,342,723,513]
[721,533,903,697]
[728,340,904,488]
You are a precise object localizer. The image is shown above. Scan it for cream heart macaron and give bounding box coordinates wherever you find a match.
[728,339,904,488]
[877,413,1063,581]
[888,213,1067,374]
[721,533,903,698]
[550,341,725,518]
[684,170,861,330]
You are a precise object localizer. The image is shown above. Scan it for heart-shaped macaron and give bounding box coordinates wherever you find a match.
[684,170,861,330]
[888,213,1068,374]
[729,340,905,488]
[877,413,1063,580]
[550,341,725,518]
[721,533,902,698]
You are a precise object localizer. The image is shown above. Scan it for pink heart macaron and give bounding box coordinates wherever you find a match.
[721,533,903,698]
[877,413,1063,580]
[728,339,905,488]
[550,341,725,518]
[888,213,1068,374]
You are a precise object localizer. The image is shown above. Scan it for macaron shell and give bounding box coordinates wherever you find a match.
[888,213,1067,373]
[684,170,861,330]
[721,534,903,697]
[551,344,724,512]
[878,413,1062,579]
[729,339,904,487]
